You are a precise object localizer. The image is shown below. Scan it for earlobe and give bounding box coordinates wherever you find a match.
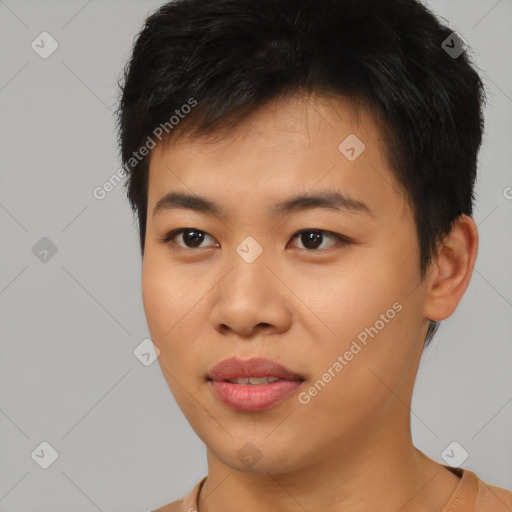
[422,214,479,322]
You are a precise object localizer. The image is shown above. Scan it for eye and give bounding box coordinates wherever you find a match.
[288,229,349,251]
[160,228,218,249]
[160,228,349,251]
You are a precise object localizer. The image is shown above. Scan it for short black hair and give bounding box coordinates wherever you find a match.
[115,0,486,346]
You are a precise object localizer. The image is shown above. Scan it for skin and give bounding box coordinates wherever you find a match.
[142,93,479,512]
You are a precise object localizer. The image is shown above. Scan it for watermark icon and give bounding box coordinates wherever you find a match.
[32,237,58,263]
[134,338,160,366]
[338,133,366,161]
[441,441,469,467]
[236,236,263,263]
[298,301,403,405]
[31,441,59,469]
[31,31,59,59]
[237,442,263,468]
[503,186,512,200]
[441,32,466,59]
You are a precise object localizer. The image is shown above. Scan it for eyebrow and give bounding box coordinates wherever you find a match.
[153,190,374,219]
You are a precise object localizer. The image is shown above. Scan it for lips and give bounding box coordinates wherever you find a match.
[207,357,305,411]
[207,357,305,383]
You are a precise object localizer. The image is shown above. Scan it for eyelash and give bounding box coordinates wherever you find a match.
[159,228,351,252]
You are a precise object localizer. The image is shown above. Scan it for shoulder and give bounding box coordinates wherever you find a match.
[474,475,512,511]
[148,476,206,512]
[150,498,184,512]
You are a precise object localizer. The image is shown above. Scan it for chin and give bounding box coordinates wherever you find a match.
[207,436,311,475]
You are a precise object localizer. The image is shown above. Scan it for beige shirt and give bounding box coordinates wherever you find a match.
[152,467,512,512]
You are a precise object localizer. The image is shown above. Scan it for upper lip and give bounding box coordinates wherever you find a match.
[207,357,305,382]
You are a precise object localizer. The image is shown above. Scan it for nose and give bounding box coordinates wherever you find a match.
[209,251,292,338]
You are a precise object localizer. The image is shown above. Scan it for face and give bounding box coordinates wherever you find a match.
[142,94,432,474]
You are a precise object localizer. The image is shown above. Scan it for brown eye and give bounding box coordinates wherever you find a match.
[160,228,349,251]
[162,228,218,249]
[289,229,349,251]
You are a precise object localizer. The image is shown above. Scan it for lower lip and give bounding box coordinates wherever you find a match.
[209,379,303,411]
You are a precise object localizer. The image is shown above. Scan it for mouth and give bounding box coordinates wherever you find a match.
[218,376,294,385]
[207,356,306,383]
[206,357,306,411]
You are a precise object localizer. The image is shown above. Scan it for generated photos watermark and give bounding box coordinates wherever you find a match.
[93,97,197,200]
[298,301,403,405]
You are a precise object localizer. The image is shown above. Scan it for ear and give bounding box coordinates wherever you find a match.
[423,214,479,322]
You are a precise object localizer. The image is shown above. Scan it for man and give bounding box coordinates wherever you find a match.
[116,0,512,510]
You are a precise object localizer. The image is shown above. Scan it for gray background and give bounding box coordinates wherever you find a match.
[0,0,511,511]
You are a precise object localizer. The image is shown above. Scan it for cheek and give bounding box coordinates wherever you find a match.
[142,262,197,402]
[299,258,419,395]
[141,262,169,335]
[141,251,208,372]
[141,254,187,374]
[141,249,191,334]
[295,307,416,437]
[302,262,395,345]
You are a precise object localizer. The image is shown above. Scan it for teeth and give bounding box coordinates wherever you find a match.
[230,377,249,384]
[228,376,281,385]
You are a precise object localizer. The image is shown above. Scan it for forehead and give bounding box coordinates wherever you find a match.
[146,93,408,219]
